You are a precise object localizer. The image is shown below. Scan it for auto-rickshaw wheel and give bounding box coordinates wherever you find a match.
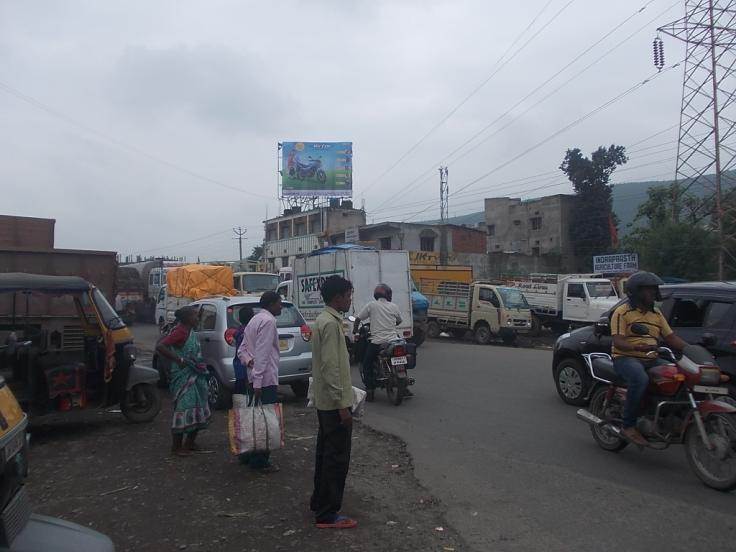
[121,383,162,423]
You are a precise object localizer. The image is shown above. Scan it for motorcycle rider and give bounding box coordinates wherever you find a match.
[611,271,688,446]
[353,283,403,402]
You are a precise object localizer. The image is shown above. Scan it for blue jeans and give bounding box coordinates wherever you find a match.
[613,356,667,429]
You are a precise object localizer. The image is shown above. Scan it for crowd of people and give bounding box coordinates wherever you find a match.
[156,276,359,529]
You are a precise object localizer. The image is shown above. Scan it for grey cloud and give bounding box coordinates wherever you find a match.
[109,45,291,132]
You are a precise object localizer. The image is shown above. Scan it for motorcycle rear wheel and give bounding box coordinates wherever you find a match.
[386,372,403,406]
[684,412,736,492]
[589,387,628,452]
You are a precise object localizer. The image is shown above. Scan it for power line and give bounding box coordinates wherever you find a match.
[359,0,571,197]
[135,229,234,254]
[0,80,274,200]
[369,0,677,214]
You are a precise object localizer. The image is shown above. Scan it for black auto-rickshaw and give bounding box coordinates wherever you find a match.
[0,273,160,423]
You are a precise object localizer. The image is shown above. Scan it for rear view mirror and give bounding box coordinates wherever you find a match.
[630,323,650,336]
[700,332,717,348]
[594,317,610,336]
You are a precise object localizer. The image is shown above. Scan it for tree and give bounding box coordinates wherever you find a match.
[248,245,264,261]
[560,145,627,260]
[623,184,717,280]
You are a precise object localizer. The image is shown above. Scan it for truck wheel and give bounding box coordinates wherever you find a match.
[426,321,441,339]
[474,323,492,345]
[411,327,426,347]
[530,314,542,337]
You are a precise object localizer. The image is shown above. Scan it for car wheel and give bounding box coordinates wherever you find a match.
[290,380,309,399]
[554,358,590,406]
[207,369,232,410]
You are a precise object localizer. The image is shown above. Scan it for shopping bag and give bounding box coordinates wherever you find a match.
[306,378,367,418]
[228,394,284,455]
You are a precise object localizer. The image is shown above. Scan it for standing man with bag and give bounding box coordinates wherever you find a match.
[310,275,358,529]
[241,291,282,473]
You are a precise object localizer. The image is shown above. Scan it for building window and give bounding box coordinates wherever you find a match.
[379,237,392,250]
[281,256,289,267]
[487,224,495,237]
[530,217,542,230]
[420,236,435,252]
[532,247,540,257]
[513,220,521,226]
[310,220,321,234]
[295,223,306,236]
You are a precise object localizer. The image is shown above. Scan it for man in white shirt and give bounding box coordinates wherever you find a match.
[353,284,402,402]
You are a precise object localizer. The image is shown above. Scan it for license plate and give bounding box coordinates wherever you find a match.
[3,430,24,463]
[278,339,289,352]
[391,356,408,366]
[693,385,729,395]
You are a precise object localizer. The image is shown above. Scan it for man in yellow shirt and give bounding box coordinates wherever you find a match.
[610,271,687,446]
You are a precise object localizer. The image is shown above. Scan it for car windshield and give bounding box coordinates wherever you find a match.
[226,302,304,329]
[240,274,279,293]
[498,287,529,309]
[586,282,617,298]
[91,288,126,330]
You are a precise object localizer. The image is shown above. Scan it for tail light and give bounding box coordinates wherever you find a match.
[300,324,312,342]
[403,330,412,337]
[393,345,406,357]
[224,328,237,346]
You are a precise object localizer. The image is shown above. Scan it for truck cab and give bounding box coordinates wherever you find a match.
[233,272,279,296]
[561,278,618,323]
[469,283,532,342]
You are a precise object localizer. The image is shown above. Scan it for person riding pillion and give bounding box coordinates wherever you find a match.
[611,271,688,446]
[352,283,403,402]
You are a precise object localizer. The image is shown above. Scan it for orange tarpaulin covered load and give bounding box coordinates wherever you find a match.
[166,265,237,300]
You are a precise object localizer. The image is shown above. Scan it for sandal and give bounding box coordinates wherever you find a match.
[316,516,358,529]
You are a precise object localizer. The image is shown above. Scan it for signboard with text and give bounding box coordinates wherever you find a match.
[282,141,352,197]
[593,253,639,274]
[296,270,345,310]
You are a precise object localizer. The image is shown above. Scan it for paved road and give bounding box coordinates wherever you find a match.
[359,339,736,552]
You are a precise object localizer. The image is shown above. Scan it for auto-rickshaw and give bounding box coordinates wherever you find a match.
[0,347,115,550]
[0,273,160,423]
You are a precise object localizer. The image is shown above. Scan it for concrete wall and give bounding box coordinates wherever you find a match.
[486,195,576,258]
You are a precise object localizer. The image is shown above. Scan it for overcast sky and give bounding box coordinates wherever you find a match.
[0,0,686,261]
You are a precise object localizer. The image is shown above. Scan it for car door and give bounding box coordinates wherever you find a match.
[666,293,736,374]
[194,303,219,368]
[476,286,501,332]
[564,283,587,322]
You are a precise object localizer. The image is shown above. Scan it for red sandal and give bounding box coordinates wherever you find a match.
[316,516,358,529]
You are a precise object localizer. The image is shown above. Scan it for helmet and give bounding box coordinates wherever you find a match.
[374,283,393,301]
[625,271,664,302]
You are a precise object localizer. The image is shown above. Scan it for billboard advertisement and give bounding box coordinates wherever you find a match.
[593,253,639,274]
[282,142,352,197]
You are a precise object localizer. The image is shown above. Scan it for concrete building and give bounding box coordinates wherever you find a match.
[485,195,579,275]
[263,202,366,271]
[359,222,489,278]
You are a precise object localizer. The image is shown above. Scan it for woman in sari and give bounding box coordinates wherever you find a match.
[156,306,211,456]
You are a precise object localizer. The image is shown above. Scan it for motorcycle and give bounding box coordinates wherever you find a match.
[352,320,415,406]
[576,323,736,491]
[289,156,327,184]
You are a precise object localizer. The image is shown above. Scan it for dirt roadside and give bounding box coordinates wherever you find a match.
[24,355,465,552]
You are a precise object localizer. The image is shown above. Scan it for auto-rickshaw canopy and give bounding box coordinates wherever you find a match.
[0,273,93,294]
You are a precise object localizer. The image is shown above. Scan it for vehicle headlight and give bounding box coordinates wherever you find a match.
[124,344,137,362]
[506,320,512,326]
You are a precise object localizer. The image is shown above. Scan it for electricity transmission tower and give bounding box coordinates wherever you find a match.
[657,0,736,278]
[439,166,449,222]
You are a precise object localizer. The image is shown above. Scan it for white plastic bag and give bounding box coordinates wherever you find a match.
[228,394,284,455]
[306,377,367,418]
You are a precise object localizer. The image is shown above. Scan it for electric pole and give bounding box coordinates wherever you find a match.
[439,166,449,222]
[439,166,449,265]
[657,1,736,279]
[233,226,247,263]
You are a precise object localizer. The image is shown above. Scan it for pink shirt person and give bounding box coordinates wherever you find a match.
[239,309,280,389]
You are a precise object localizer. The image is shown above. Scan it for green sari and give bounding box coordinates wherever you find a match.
[168,328,211,434]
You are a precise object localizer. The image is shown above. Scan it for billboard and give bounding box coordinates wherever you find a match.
[593,253,639,274]
[281,142,352,197]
